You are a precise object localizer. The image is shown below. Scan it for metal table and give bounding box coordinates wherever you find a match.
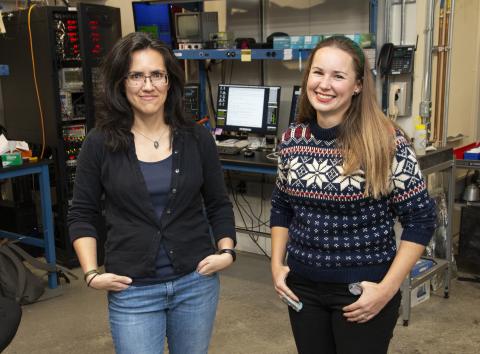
[0,160,58,288]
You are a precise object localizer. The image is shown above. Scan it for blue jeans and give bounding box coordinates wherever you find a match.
[108,271,219,354]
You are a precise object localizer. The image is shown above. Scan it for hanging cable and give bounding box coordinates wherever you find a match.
[226,172,271,259]
[27,4,46,158]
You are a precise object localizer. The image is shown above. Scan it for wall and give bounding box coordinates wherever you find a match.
[445,0,480,143]
[390,0,418,137]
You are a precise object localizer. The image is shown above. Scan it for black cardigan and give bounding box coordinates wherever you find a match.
[67,125,236,278]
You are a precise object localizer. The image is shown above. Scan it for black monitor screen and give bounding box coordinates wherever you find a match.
[289,85,302,125]
[176,13,200,41]
[216,84,280,134]
[132,2,173,47]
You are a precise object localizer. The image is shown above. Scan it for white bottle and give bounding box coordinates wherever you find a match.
[414,124,427,156]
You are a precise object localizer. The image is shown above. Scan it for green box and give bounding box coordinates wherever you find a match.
[1,152,23,167]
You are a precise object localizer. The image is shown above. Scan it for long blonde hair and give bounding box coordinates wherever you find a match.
[297,36,396,198]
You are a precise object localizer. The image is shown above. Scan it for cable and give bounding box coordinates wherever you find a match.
[221,61,226,83]
[239,192,269,229]
[229,60,234,84]
[27,4,46,158]
[205,62,217,119]
[226,172,270,259]
[266,152,279,160]
[239,192,256,230]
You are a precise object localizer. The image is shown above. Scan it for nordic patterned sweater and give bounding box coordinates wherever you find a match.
[270,121,437,284]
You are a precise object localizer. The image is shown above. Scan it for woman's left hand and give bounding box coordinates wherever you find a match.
[196,253,234,275]
[342,281,395,323]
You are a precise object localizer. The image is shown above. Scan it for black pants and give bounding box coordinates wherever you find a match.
[286,272,401,354]
[0,296,22,352]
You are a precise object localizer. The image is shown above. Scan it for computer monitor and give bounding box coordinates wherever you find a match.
[289,85,302,125]
[216,84,281,135]
[175,12,218,43]
[132,2,173,47]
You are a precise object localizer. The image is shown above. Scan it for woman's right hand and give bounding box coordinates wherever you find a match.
[271,264,299,302]
[86,273,132,291]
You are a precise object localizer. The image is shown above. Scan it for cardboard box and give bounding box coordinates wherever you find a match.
[410,258,436,278]
[410,280,430,307]
[1,152,23,167]
[323,33,375,48]
[273,36,290,49]
[290,36,304,49]
[464,147,480,160]
[304,35,321,49]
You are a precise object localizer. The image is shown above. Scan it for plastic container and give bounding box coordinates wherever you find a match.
[414,124,427,155]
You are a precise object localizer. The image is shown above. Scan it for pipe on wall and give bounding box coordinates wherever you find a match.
[441,0,455,146]
[400,0,407,44]
[433,0,448,143]
[384,0,391,42]
[419,0,435,138]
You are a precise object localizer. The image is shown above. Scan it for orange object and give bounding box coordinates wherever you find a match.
[20,149,33,158]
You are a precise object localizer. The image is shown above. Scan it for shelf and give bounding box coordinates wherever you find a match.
[417,147,454,174]
[401,153,454,326]
[455,159,480,170]
[410,258,448,289]
[173,48,312,61]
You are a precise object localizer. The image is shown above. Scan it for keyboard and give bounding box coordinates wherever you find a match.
[216,139,249,155]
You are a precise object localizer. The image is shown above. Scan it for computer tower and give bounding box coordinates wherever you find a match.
[0,5,121,267]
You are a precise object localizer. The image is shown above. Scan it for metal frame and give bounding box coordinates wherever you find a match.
[0,161,58,289]
[401,148,454,326]
[174,0,380,120]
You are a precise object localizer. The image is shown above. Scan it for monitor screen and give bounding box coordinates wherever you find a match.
[216,84,281,134]
[176,13,200,41]
[289,85,302,125]
[132,2,173,47]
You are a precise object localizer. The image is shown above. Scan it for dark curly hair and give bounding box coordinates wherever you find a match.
[95,32,193,151]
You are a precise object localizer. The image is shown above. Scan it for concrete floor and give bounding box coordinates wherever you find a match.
[3,252,480,354]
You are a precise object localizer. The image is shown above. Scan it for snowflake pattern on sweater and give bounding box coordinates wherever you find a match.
[270,122,437,283]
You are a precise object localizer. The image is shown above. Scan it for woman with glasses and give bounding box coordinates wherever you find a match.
[270,36,437,354]
[68,32,236,354]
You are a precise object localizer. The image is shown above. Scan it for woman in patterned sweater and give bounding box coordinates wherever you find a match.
[270,36,437,354]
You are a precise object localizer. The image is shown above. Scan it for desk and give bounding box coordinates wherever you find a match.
[0,161,57,288]
[219,150,277,175]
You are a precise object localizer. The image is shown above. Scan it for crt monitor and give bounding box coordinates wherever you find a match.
[175,12,218,43]
[216,84,281,135]
[132,2,173,47]
[289,85,302,125]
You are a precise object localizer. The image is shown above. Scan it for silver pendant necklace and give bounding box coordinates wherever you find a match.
[133,128,168,149]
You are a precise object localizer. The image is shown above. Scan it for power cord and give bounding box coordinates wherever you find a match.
[226,172,271,259]
[27,4,46,158]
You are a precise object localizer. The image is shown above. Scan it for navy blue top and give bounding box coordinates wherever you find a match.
[134,155,184,284]
[68,125,236,279]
